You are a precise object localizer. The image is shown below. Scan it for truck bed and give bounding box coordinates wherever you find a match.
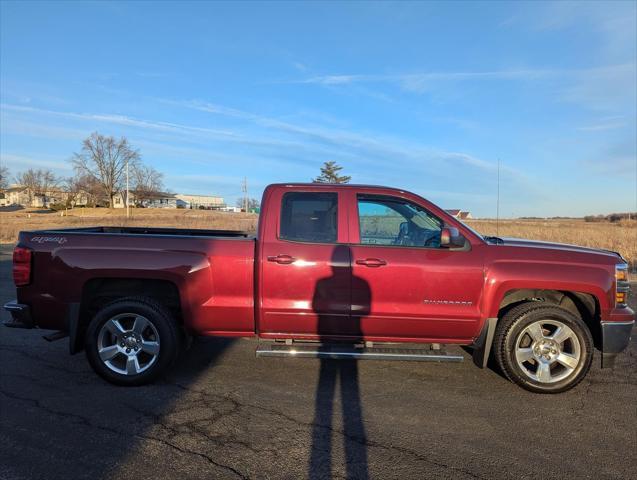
[15,227,256,335]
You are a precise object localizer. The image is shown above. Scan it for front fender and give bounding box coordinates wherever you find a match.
[483,260,612,319]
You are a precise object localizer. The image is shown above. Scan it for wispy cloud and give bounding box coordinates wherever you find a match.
[577,123,626,132]
[292,62,309,72]
[295,68,557,92]
[164,98,507,173]
[558,63,636,112]
[1,103,239,139]
[290,63,636,113]
[135,72,165,78]
[2,99,538,203]
[12,96,526,187]
[161,98,540,201]
[0,153,72,173]
[0,118,89,140]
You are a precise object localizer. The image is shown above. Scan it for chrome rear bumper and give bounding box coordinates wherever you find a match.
[3,301,34,329]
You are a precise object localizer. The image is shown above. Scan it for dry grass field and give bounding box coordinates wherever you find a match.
[0,208,635,270]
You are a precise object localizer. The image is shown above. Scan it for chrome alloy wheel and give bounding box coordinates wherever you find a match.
[97,313,160,375]
[514,319,581,384]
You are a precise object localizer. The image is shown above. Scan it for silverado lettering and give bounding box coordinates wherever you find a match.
[30,236,68,244]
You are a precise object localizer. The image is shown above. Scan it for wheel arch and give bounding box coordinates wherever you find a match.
[71,277,183,354]
[497,288,601,348]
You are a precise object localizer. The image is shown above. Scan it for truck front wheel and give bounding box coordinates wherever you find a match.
[493,302,593,393]
[85,297,180,386]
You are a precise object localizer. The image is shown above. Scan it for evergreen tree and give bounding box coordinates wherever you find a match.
[312,161,351,184]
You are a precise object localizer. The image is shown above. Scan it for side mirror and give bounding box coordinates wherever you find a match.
[440,227,465,248]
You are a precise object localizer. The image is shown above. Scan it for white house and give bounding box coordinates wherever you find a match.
[112,191,136,209]
[2,185,89,208]
[3,186,30,206]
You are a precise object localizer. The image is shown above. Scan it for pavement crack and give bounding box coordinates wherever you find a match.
[0,387,247,479]
[167,381,485,479]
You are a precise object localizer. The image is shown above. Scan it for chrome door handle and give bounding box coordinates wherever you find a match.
[267,254,297,264]
[355,258,387,267]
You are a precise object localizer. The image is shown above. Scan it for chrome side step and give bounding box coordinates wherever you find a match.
[256,343,464,362]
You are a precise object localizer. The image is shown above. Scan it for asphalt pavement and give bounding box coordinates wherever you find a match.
[0,244,635,479]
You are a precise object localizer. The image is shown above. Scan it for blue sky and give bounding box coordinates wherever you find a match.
[1,0,635,217]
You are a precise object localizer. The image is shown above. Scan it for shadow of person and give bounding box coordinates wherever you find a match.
[309,245,370,480]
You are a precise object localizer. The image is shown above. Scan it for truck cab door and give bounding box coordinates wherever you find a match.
[258,188,356,339]
[349,193,485,342]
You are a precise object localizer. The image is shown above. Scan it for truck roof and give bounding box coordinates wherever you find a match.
[268,183,408,192]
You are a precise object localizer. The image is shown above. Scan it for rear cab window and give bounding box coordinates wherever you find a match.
[279,192,338,243]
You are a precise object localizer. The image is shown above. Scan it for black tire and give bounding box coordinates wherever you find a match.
[85,296,180,386]
[493,302,593,394]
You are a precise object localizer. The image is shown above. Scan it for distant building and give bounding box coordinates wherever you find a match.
[445,209,472,220]
[137,192,190,209]
[175,193,225,210]
[4,186,30,206]
[1,184,225,210]
[112,191,136,209]
[2,185,89,208]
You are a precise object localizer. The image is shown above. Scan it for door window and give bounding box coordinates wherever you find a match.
[280,192,338,243]
[357,195,442,247]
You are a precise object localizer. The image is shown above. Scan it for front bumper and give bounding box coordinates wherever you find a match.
[601,313,635,368]
[3,301,34,329]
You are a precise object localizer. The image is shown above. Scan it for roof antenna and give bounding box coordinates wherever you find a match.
[496,158,500,237]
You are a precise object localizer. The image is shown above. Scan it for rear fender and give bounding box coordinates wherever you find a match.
[52,247,211,331]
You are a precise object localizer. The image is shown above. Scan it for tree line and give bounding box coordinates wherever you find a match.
[1,132,165,208]
[584,213,635,223]
[0,132,353,210]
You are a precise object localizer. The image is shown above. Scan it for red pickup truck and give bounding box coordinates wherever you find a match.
[5,183,634,393]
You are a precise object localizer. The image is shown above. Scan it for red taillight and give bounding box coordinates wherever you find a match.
[13,246,32,286]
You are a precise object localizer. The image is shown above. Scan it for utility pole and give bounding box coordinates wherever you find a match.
[496,158,501,237]
[241,177,248,212]
[126,157,130,219]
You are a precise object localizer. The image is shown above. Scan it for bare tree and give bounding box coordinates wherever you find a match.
[0,165,9,190]
[235,198,260,211]
[73,174,103,207]
[72,132,140,207]
[40,169,59,196]
[64,175,89,208]
[15,170,37,205]
[15,168,60,205]
[132,165,164,206]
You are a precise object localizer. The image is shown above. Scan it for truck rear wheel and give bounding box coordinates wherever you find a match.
[85,297,180,386]
[493,302,593,393]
